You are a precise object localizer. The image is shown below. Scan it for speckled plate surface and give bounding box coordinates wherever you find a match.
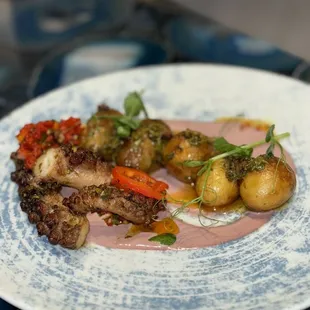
[0,64,309,310]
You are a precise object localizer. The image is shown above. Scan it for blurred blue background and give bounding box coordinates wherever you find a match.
[0,1,307,308]
[0,0,306,121]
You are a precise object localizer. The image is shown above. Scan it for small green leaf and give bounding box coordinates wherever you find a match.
[117,117,141,130]
[266,143,275,157]
[182,160,205,167]
[124,92,144,117]
[148,233,176,246]
[214,137,252,158]
[117,125,131,138]
[213,137,238,153]
[265,124,275,143]
[243,147,254,157]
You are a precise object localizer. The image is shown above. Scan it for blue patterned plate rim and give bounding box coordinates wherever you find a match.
[0,64,310,310]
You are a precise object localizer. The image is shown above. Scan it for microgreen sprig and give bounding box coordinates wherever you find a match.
[96,91,149,138]
[124,91,149,119]
[183,128,289,174]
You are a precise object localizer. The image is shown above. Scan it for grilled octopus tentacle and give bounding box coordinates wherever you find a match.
[11,154,89,249]
[33,145,112,189]
[63,185,165,225]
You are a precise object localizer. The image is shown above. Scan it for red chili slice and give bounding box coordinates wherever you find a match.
[111,166,168,200]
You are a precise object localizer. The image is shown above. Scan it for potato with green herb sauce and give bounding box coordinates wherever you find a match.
[116,119,172,172]
[163,129,216,183]
[82,105,122,161]
[195,159,239,207]
[240,155,296,211]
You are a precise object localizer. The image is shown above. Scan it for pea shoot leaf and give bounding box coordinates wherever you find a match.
[213,137,253,158]
[116,117,141,130]
[116,125,131,138]
[213,137,238,153]
[265,124,275,143]
[124,91,149,118]
[148,233,176,246]
[266,142,276,157]
[95,91,149,139]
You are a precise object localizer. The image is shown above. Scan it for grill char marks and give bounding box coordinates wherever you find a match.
[11,143,166,249]
[11,154,89,249]
[63,185,165,225]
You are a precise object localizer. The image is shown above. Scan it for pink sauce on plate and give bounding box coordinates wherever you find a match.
[78,120,295,250]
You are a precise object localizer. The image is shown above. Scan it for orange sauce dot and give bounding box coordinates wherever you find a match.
[167,184,199,209]
[151,217,180,235]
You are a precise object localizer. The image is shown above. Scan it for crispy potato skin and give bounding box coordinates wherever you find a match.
[163,129,215,183]
[195,159,239,207]
[140,119,172,139]
[116,119,172,172]
[240,156,296,211]
[82,106,121,161]
[116,138,156,171]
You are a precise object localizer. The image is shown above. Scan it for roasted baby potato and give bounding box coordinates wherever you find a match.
[163,129,215,183]
[116,119,172,172]
[195,159,239,207]
[82,105,122,161]
[240,155,296,211]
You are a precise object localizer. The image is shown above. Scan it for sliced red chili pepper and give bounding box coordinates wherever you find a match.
[111,166,168,200]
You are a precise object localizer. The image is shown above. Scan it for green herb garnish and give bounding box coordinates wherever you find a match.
[213,137,253,158]
[265,124,275,143]
[124,91,149,118]
[266,143,275,157]
[199,126,289,166]
[116,117,140,130]
[148,233,177,246]
[116,124,131,138]
[265,124,278,157]
[95,91,149,138]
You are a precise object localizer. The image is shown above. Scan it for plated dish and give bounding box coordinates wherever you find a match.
[10,92,296,250]
[0,64,310,310]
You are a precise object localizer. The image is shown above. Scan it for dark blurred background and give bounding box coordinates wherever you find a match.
[0,1,308,308]
[0,0,308,121]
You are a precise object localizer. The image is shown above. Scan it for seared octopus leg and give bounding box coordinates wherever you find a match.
[63,185,165,225]
[11,162,89,249]
[33,145,112,189]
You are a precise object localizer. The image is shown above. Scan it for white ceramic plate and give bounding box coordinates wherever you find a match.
[0,64,310,310]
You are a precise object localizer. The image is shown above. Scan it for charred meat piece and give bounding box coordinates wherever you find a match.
[116,119,172,172]
[10,152,26,171]
[11,160,89,249]
[63,185,165,225]
[19,183,89,249]
[82,105,122,161]
[11,163,33,187]
[33,145,112,189]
